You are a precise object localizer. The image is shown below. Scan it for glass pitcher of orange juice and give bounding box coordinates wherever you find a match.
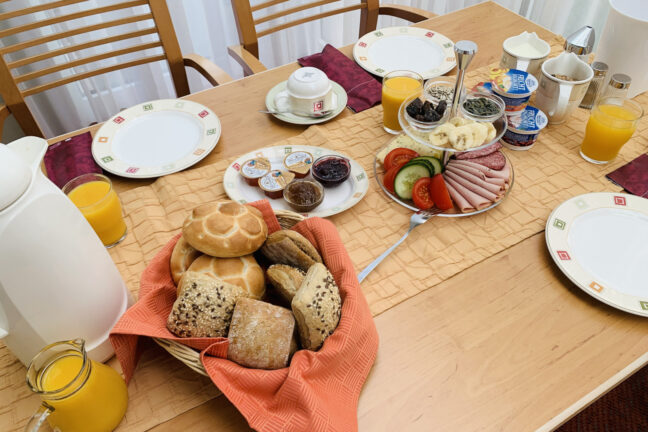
[382,70,423,134]
[25,339,128,432]
[579,97,644,164]
[63,173,127,247]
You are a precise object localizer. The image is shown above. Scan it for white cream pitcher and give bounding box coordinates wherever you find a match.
[0,137,130,366]
[535,52,594,124]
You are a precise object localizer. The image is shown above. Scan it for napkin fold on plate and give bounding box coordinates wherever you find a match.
[109,200,379,432]
[43,132,102,189]
[299,44,382,113]
[606,154,648,198]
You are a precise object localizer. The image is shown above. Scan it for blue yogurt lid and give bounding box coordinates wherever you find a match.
[490,68,538,96]
[506,105,548,132]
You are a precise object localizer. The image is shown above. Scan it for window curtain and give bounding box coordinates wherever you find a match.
[0,0,608,139]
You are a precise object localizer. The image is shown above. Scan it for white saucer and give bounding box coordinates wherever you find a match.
[265,81,347,125]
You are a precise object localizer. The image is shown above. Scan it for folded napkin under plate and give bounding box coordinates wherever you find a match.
[607,154,648,198]
[43,132,102,189]
[109,200,379,432]
[299,44,382,113]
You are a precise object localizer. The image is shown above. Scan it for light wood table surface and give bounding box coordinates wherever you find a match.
[32,2,648,431]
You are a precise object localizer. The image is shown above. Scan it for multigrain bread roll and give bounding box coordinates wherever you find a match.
[291,263,342,350]
[260,230,322,272]
[184,255,265,299]
[227,298,296,369]
[266,264,305,303]
[167,272,245,338]
[170,236,202,285]
[183,201,268,258]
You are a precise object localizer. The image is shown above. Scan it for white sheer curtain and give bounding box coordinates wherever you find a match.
[0,0,608,140]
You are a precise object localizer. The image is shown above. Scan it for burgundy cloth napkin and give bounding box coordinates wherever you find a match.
[606,154,648,198]
[298,44,382,113]
[44,132,103,189]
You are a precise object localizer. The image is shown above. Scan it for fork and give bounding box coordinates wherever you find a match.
[357,208,443,283]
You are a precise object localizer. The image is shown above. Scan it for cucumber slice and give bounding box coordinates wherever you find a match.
[394,164,431,200]
[402,159,435,175]
[411,156,443,174]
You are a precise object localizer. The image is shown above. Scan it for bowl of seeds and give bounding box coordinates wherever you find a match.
[460,91,505,123]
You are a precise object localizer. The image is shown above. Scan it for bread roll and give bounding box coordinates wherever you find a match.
[227,298,296,369]
[266,264,305,303]
[184,255,265,299]
[167,272,245,338]
[260,230,322,271]
[291,263,341,350]
[183,200,268,258]
[170,236,202,285]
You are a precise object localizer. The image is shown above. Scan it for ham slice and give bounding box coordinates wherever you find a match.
[455,142,502,159]
[446,162,507,187]
[444,171,498,201]
[446,165,503,194]
[444,181,475,213]
[450,159,510,181]
[443,176,492,211]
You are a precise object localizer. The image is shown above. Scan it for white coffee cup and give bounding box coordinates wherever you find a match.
[500,31,551,79]
[278,67,334,115]
[535,52,594,124]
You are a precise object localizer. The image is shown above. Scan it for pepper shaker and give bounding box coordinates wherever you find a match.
[451,40,478,117]
[579,61,608,109]
[601,73,632,103]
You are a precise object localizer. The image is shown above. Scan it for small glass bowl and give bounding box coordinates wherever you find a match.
[283,179,324,212]
[402,95,450,132]
[423,78,460,104]
[460,91,505,122]
[311,155,350,187]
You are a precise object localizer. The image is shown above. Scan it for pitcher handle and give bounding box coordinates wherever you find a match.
[515,58,530,72]
[553,82,571,120]
[24,403,53,432]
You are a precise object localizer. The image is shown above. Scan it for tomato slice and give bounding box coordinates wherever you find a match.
[429,174,453,210]
[383,165,400,194]
[412,177,434,210]
[384,148,418,171]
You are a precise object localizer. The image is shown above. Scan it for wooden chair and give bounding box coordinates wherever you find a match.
[229,0,436,76]
[0,0,233,138]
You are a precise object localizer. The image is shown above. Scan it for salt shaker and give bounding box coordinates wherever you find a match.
[579,61,608,109]
[564,26,595,62]
[601,73,632,103]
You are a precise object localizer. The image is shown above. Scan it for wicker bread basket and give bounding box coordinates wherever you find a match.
[153,209,306,376]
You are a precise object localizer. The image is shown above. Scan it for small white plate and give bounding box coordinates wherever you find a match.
[546,192,648,317]
[353,26,456,79]
[92,99,221,178]
[223,145,368,218]
[265,81,347,125]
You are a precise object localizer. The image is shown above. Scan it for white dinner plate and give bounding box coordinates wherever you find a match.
[546,192,648,317]
[353,26,456,79]
[265,81,347,125]
[223,145,368,218]
[93,99,221,178]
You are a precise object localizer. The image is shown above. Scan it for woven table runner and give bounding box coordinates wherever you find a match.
[3,58,647,431]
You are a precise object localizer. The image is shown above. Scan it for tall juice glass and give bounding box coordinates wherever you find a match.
[382,70,423,134]
[25,339,128,432]
[580,97,643,164]
[63,173,127,247]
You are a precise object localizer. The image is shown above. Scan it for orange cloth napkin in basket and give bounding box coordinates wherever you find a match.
[109,200,379,432]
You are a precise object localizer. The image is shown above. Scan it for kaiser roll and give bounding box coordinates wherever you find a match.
[184,254,265,299]
[170,236,202,285]
[182,200,268,257]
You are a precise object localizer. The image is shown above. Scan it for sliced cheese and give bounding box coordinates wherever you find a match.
[377,134,444,164]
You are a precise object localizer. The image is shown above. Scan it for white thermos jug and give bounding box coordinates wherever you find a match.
[0,137,130,366]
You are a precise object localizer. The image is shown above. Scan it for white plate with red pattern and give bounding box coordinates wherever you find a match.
[92,99,221,179]
[546,192,648,317]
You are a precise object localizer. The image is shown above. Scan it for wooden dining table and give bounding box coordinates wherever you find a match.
[3,2,648,431]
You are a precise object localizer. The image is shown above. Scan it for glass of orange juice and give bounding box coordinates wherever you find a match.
[25,339,128,432]
[63,173,127,247]
[580,97,644,164]
[382,70,423,134]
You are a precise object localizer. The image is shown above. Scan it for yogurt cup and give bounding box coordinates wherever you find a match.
[500,105,548,151]
[489,68,538,114]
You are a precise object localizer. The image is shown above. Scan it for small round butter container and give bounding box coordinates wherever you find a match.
[489,68,538,114]
[500,105,547,151]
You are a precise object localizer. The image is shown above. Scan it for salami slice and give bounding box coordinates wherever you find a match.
[465,150,506,170]
[455,142,502,160]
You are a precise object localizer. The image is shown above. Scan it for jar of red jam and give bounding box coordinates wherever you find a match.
[311,155,350,187]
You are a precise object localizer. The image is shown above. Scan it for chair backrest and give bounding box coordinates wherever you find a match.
[230,0,380,59]
[0,0,188,137]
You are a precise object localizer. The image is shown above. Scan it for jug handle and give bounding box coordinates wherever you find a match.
[554,83,571,120]
[515,58,530,72]
[24,403,54,432]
